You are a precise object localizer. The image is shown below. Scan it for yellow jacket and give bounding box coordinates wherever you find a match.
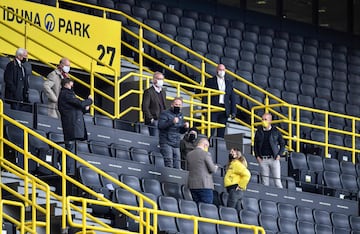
[224,160,251,190]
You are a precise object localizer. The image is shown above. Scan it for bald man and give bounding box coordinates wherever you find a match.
[187,138,218,203]
[254,113,285,188]
[203,64,236,138]
[43,58,71,118]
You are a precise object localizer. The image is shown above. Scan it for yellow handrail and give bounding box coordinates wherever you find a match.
[251,102,360,163]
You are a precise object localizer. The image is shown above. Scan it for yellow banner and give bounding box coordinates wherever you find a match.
[0,0,120,76]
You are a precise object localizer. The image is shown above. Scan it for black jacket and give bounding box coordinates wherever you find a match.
[158,108,188,147]
[254,125,285,157]
[58,87,93,141]
[4,59,29,102]
[203,76,236,116]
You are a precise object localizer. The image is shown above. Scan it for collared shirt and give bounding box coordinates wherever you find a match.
[217,76,225,104]
[153,84,162,93]
[15,58,25,77]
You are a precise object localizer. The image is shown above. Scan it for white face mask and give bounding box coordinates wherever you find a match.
[218,70,225,78]
[62,65,70,73]
[156,79,164,88]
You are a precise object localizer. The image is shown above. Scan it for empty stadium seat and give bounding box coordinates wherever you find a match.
[157,196,180,233]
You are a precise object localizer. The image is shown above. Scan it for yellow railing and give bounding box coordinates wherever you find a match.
[0,97,265,233]
[251,102,360,163]
[0,200,25,234]
[67,196,266,234]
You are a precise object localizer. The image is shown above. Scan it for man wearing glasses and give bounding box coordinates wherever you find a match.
[254,113,285,188]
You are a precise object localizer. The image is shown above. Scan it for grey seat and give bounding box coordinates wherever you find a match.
[259,35,273,46]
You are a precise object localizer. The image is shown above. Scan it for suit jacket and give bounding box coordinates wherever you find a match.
[58,87,93,141]
[142,86,166,124]
[4,59,29,102]
[187,147,217,189]
[203,76,236,116]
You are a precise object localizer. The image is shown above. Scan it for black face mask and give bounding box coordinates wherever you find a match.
[21,58,27,63]
[188,133,196,142]
[173,106,180,114]
[229,153,234,161]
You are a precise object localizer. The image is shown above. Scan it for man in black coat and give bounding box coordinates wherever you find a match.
[203,64,236,138]
[58,78,93,173]
[142,71,166,136]
[4,48,30,110]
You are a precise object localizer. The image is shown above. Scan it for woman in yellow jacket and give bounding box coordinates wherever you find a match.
[224,148,251,208]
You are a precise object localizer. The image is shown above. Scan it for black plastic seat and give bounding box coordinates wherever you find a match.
[109,143,130,160]
[158,196,180,233]
[198,203,219,234]
[241,197,259,214]
[239,209,259,234]
[161,181,183,199]
[88,140,110,157]
[259,199,278,217]
[278,217,297,233]
[313,209,331,226]
[177,199,199,233]
[296,206,314,223]
[130,147,151,164]
[296,220,315,234]
[277,202,296,219]
[120,174,141,192]
[196,20,211,32]
[141,178,163,196]
[331,212,351,231]
[218,206,239,234]
[340,161,357,176]
[259,214,279,233]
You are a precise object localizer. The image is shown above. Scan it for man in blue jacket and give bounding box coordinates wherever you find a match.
[158,97,189,168]
[203,64,236,138]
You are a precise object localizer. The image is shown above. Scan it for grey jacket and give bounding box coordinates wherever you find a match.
[187,147,217,189]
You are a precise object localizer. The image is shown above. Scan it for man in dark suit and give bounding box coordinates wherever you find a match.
[203,64,236,138]
[58,78,93,174]
[142,72,166,136]
[4,48,30,110]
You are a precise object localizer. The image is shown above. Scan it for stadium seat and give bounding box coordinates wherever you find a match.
[218,206,239,234]
[296,220,315,234]
[340,161,357,176]
[198,203,220,234]
[273,38,288,50]
[231,20,245,30]
[167,7,183,17]
[158,196,180,233]
[141,178,163,196]
[130,147,151,164]
[259,35,273,46]
[88,140,111,157]
[239,210,260,234]
[183,10,199,20]
[241,197,260,213]
[120,174,142,192]
[313,209,332,226]
[164,13,180,26]
[181,185,193,201]
[272,48,287,59]
[277,217,297,233]
[314,224,333,234]
[350,215,360,232]
[259,214,279,233]
[161,181,183,199]
[110,143,131,160]
[256,44,271,56]
[209,34,225,46]
[227,28,242,39]
[180,16,196,29]
[259,199,278,217]
[288,51,301,61]
[100,171,120,191]
[331,212,351,231]
[177,199,198,233]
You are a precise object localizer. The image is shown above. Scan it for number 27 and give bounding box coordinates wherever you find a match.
[97,44,115,66]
